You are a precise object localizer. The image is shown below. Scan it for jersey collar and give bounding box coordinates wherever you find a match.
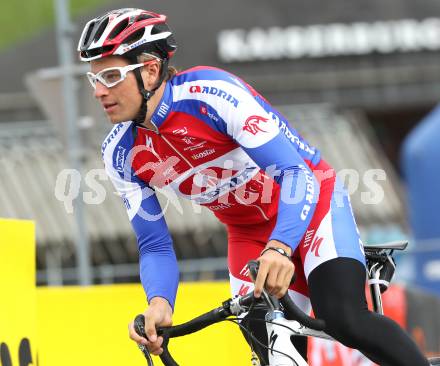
[150,81,173,130]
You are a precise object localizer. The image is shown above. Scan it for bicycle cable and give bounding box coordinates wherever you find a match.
[243,317,301,363]
[222,317,297,364]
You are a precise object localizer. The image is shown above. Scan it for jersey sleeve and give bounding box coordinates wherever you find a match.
[104,156,179,309]
[179,71,319,251]
[244,134,320,251]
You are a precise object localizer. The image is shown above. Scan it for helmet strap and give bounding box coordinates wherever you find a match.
[132,58,170,127]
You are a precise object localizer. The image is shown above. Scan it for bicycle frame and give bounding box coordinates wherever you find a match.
[263,240,409,365]
[134,240,410,366]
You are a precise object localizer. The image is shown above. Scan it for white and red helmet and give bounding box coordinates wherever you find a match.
[77,8,177,62]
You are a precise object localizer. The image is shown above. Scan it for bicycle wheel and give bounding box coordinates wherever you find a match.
[429,357,440,365]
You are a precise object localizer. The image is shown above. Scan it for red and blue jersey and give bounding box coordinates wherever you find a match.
[102,66,324,307]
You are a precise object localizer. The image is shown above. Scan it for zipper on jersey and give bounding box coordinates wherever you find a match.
[135,119,160,134]
[160,134,195,168]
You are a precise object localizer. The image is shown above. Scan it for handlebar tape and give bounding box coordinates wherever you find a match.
[159,345,178,366]
[158,308,228,366]
[158,307,228,338]
[280,293,325,330]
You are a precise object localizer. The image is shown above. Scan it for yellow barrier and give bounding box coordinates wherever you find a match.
[0,218,249,365]
[0,219,36,366]
[37,283,250,366]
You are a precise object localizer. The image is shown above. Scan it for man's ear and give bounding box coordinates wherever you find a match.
[142,62,161,87]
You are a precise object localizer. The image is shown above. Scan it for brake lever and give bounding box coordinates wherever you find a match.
[134,314,154,365]
[247,260,280,311]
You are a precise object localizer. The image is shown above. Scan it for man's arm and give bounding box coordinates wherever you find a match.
[105,160,179,308]
[240,132,320,251]
[130,195,176,355]
[228,91,320,298]
[105,161,178,352]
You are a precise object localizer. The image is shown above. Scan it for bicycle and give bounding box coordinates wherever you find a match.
[134,240,440,365]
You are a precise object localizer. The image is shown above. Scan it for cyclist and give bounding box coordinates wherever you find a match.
[78,8,429,365]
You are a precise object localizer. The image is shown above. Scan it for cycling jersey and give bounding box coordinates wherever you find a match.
[102,66,326,308]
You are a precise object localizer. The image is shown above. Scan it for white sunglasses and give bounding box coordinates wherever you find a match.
[86,61,155,89]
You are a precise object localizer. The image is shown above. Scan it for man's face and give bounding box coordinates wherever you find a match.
[90,56,142,124]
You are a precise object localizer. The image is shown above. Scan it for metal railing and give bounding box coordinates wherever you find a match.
[36,257,229,285]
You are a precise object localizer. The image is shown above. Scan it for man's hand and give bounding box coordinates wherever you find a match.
[128,297,173,355]
[253,240,295,299]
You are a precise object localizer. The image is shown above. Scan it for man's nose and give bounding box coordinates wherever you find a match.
[94,81,109,98]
